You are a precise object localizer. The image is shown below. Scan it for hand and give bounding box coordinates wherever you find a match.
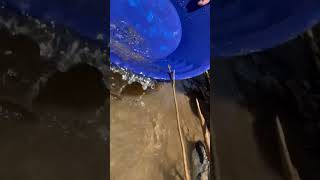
[198,0,210,6]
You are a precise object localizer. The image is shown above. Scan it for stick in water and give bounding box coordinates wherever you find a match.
[168,65,191,180]
[196,98,211,160]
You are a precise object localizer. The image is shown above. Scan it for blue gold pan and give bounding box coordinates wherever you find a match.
[110,0,210,80]
[4,1,320,79]
[4,0,210,80]
[213,0,320,57]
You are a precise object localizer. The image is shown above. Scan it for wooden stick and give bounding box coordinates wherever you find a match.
[168,65,191,180]
[195,98,211,160]
[275,117,301,180]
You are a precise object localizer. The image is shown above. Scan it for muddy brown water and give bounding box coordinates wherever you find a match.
[0,19,108,179]
[0,63,108,180]
[110,75,207,180]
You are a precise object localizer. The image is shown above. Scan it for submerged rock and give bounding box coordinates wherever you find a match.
[191,141,210,180]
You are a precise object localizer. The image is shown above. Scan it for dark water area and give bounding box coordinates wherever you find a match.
[34,64,107,108]
[0,8,108,180]
[212,24,320,180]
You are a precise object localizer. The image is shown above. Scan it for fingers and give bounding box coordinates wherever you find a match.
[198,0,210,6]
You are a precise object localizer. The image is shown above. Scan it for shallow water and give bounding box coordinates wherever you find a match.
[110,76,206,180]
[0,7,108,180]
[0,6,208,180]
